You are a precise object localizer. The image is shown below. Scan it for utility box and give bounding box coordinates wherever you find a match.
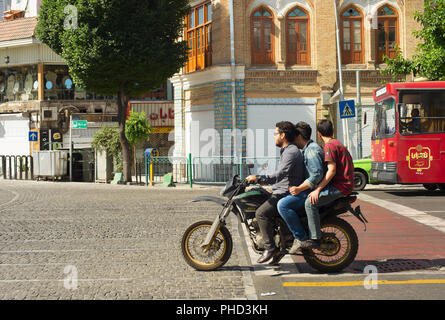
[33,150,68,180]
[95,150,113,183]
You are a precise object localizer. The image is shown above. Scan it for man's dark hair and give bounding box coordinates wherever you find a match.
[317,119,334,137]
[295,121,312,141]
[276,121,296,142]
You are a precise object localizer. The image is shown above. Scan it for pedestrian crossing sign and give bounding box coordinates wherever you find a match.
[339,100,356,119]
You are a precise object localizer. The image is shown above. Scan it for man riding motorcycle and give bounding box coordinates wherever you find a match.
[246,121,305,264]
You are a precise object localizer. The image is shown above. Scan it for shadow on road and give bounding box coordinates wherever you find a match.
[294,258,445,275]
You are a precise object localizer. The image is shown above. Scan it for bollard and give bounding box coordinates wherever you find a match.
[13,156,17,180]
[29,155,34,180]
[188,153,193,189]
[1,156,5,179]
[7,156,12,180]
[18,156,23,180]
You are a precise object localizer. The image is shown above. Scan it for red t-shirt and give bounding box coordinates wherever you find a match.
[323,139,354,195]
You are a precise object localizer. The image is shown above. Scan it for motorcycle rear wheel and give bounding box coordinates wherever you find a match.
[303,217,358,273]
[181,220,233,271]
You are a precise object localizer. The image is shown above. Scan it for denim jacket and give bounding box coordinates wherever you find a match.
[301,140,325,189]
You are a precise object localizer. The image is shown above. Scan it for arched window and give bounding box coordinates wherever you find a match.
[341,6,363,64]
[286,6,310,66]
[251,7,274,65]
[376,5,398,64]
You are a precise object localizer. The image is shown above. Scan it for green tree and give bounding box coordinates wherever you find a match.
[125,111,152,147]
[381,45,415,82]
[380,0,445,81]
[36,0,189,182]
[125,111,153,173]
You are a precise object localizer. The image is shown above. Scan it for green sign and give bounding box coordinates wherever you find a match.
[72,120,88,129]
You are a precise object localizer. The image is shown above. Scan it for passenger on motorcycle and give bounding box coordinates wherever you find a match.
[303,120,354,249]
[246,121,305,264]
[276,121,325,255]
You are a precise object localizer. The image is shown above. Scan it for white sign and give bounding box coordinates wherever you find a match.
[375,86,387,98]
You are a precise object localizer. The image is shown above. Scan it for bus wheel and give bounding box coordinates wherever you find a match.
[438,184,445,191]
[423,183,438,191]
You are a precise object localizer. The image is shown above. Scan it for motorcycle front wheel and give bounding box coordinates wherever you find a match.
[303,217,358,273]
[181,220,233,271]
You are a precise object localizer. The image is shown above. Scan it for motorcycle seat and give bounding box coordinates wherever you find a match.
[295,193,357,217]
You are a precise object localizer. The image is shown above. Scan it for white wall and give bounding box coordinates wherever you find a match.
[185,106,216,158]
[0,114,30,156]
[246,101,317,158]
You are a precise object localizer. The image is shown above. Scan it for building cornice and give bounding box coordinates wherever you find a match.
[171,65,245,90]
[0,37,40,48]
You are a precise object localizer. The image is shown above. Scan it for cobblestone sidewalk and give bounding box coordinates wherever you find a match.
[0,180,255,300]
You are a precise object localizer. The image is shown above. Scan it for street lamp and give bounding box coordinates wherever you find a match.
[4,56,9,65]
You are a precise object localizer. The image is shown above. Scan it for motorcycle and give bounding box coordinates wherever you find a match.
[181,169,368,273]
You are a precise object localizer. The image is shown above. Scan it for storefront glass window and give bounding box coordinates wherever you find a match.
[0,65,38,102]
[0,64,115,103]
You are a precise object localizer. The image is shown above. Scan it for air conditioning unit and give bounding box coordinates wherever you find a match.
[41,107,58,121]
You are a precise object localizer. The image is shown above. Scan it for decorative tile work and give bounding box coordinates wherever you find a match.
[214,80,247,156]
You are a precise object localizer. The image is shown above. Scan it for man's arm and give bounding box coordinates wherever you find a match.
[307,161,336,204]
[258,149,296,185]
[289,148,324,195]
[247,149,295,185]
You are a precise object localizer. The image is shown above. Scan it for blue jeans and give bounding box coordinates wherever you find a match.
[277,190,310,241]
[304,184,344,240]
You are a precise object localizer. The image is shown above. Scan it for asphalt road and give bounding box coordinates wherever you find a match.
[362,184,445,220]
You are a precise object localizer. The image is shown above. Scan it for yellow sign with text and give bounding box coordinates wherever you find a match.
[406,145,433,172]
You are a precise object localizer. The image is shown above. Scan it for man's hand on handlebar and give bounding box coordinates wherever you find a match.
[246,175,258,184]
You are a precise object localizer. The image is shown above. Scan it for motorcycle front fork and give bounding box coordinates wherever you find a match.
[200,202,233,251]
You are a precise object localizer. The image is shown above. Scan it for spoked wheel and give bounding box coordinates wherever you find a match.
[303,217,358,273]
[181,220,233,271]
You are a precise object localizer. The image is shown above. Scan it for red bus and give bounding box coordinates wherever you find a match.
[370,81,445,191]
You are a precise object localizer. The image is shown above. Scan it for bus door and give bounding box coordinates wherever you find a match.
[371,97,398,183]
[397,90,445,184]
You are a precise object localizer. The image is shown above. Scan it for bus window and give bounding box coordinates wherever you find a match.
[372,97,396,139]
[399,91,445,135]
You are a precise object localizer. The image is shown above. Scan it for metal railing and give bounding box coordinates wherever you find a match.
[192,156,280,184]
[0,155,33,180]
[143,155,280,186]
[143,156,189,185]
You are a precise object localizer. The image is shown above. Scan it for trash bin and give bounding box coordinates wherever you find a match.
[33,150,68,180]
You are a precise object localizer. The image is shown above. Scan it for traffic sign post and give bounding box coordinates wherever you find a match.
[29,131,38,156]
[28,131,38,142]
[339,100,356,119]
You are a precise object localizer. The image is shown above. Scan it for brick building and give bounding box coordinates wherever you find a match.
[171,0,424,161]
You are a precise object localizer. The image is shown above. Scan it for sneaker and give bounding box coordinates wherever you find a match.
[300,239,321,250]
[288,239,305,255]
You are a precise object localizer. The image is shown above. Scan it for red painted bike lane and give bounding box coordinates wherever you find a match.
[292,198,445,273]
[350,199,445,261]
